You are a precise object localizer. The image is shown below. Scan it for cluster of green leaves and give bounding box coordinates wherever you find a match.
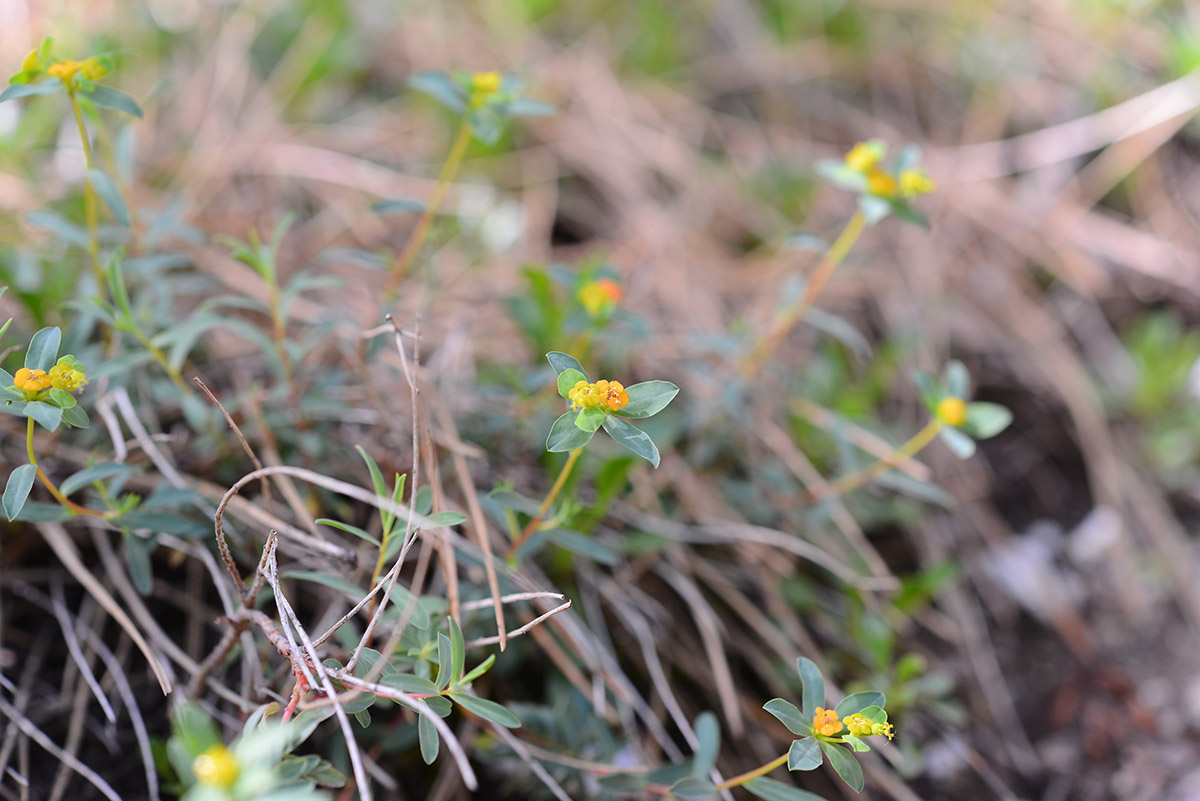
[166,702,343,801]
[545,351,678,467]
[914,360,1013,459]
[407,69,554,145]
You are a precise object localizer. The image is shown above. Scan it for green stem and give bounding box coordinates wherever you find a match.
[68,92,104,290]
[26,417,108,517]
[715,752,789,790]
[385,118,474,293]
[506,447,583,560]
[806,417,942,503]
[741,209,867,376]
[129,326,192,397]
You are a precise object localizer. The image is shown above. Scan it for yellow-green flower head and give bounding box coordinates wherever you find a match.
[13,368,52,398]
[568,379,629,411]
[48,359,87,392]
[192,744,239,788]
[813,707,844,737]
[900,168,935,197]
[871,721,895,740]
[936,397,966,427]
[844,140,886,173]
[866,168,898,199]
[20,49,41,73]
[471,70,502,96]
[844,713,873,737]
[47,59,81,84]
[79,57,109,82]
[578,278,622,318]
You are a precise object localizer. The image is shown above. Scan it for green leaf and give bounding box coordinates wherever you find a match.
[81,85,143,118]
[60,463,139,497]
[418,713,439,764]
[3,464,37,521]
[805,308,872,362]
[815,160,868,192]
[787,737,822,771]
[557,368,586,398]
[450,694,521,728]
[889,199,929,229]
[372,199,426,215]
[820,741,864,792]
[25,327,61,370]
[503,99,556,117]
[0,81,62,102]
[62,405,89,429]
[544,529,619,565]
[23,401,62,431]
[797,658,824,719]
[86,168,130,227]
[425,695,452,717]
[47,388,76,409]
[547,411,596,452]
[448,617,465,687]
[615,381,679,419]
[845,736,870,752]
[125,533,154,595]
[381,673,441,695]
[602,415,660,467]
[546,351,586,377]
[116,511,208,537]
[468,107,504,145]
[858,194,892,225]
[938,425,976,459]
[763,698,808,737]
[434,633,454,691]
[942,360,969,399]
[963,402,1012,439]
[575,407,605,433]
[835,691,886,718]
[315,518,380,547]
[858,705,887,724]
[692,711,720,777]
[407,70,467,114]
[425,511,467,527]
[670,777,717,797]
[460,654,495,686]
[744,777,828,801]
[282,571,363,598]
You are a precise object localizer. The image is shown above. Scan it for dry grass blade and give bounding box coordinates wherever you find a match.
[0,696,122,801]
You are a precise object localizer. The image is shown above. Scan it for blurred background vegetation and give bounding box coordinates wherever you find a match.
[3,1,1200,800]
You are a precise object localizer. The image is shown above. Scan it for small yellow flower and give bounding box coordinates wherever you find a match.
[844,713,873,737]
[568,379,629,411]
[47,60,81,84]
[471,71,502,96]
[79,57,108,81]
[21,49,41,73]
[48,362,87,392]
[13,367,52,397]
[936,397,967,427]
[813,707,843,737]
[866,168,898,198]
[899,168,936,197]
[192,744,239,788]
[844,141,883,173]
[578,278,622,318]
[871,721,895,740]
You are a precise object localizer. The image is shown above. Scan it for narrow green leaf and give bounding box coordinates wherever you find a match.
[546,351,586,377]
[575,406,605,433]
[797,658,825,719]
[125,533,154,595]
[282,571,363,598]
[787,737,822,771]
[744,777,828,801]
[763,698,808,737]
[557,368,585,398]
[835,691,886,718]
[86,168,130,227]
[602,415,660,467]
[25,327,61,370]
[425,511,467,527]
[544,529,619,565]
[805,308,872,362]
[460,654,495,686]
[450,694,521,728]
[845,736,870,752]
[449,617,465,687]
[418,713,439,764]
[372,199,426,215]
[315,518,380,547]
[0,81,62,102]
[434,633,454,691]
[23,401,62,432]
[692,711,720,777]
[82,85,143,118]
[547,410,596,452]
[615,380,679,419]
[3,464,37,521]
[503,99,556,117]
[858,194,892,224]
[820,741,864,793]
[670,777,717,797]
[407,70,466,114]
[382,673,441,695]
[60,463,139,497]
[938,426,976,459]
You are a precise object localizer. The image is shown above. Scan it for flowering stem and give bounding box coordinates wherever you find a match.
[805,417,942,504]
[26,417,109,517]
[67,91,106,292]
[126,324,192,397]
[715,752,789,790]
[385,118,474,293]
[506,447,583,560]
[740,209,867,376]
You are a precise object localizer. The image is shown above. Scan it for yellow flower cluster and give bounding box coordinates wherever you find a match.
[844,712,894,740]
[46,59,80,82]
[568,379,629,411]
[192,744,239,788]
[49,361,87,391]
[578,278,622,317]
[27,55,107,87]
[12,360,87,399]
[469,70,502,107]
[13,368,52,395]
[843,141,936,200]
[813,707,844,737]
[936,397,966,427]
